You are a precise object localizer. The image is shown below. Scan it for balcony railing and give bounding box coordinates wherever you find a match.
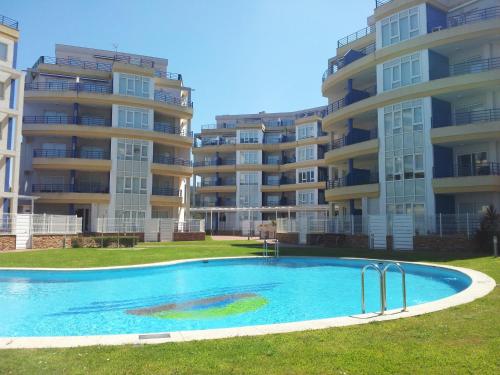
[265,199,296,207]
[264,159,282,165]
[151,186,181,196]
[375,0,393,8]
[32,183,109,193]
[33,56,182,80]
[433,108,500,128]
[323,42,376,81]
[153,122,192,137]
[200,179,236,187]
[23,115,111,127]
[448,6,500,27]
[25,81,193,108]
[326,173,379,189]
[153,155,192,167]
[193,159,236,167]
[327,129,378,151]
[435,162,500,178]
[337,24,375,48]
[154,90,193,108]
[33,149,110,159]
[325,85,377,117]
[449,57,500,76]
[0,14,19,30]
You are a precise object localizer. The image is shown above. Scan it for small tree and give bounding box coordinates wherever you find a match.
[475,205,500,251]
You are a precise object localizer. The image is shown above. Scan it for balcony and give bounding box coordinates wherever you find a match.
[198,178,237,193]
[433,162,500,194]
[151,187,181,196]
[323,42,376,82]
[152,155,192,167]
[154,122,192,137]
[265,198,296,207]
[375,0,393,8]
[325,85,377,117]
[193,159,236,167]
[194,137,236,148]
[325,172,379,201]
[337,24,375,49]
[24,81,193,109]
[0,14,18,30]
[23,115,111,127]
[328,129,377,151]
[32,56,182,81]
[32,183,109,194]
[33,149,110,160]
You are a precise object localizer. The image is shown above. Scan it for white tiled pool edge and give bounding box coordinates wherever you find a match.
[0,256,496,349]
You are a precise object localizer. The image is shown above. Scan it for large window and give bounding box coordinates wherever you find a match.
[296,145,315,162]
[297,124,315,140]
[239,130,259,144]
[297,190,315,205]
[117,139,149,161]
[117,107,149,130]
[239,172,260,207]
[0,42,7,61]
[240,150,258,165]
[383,53,421,91]
[298,168,315,183]
[118,73,150,98]
[381,7,420,47]
[384,100,425,215]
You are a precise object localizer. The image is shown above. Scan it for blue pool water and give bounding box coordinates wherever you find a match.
[0,257,471,337]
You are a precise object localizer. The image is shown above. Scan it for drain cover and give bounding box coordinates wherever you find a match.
[138,333,171,340]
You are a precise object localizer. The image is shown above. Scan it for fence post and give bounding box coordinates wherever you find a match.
[439,213,443,238]
[466,213,470,239]
[351,215,354,235]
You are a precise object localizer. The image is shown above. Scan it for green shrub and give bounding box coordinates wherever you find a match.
[72,236,139,248]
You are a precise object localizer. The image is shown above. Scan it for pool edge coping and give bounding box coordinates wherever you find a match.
[0,256,496,349]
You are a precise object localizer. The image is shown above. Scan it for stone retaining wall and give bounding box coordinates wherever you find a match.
[173,232,206,241]
[32,235,72,249]
[0,235,16,251]
[276,232,299,244]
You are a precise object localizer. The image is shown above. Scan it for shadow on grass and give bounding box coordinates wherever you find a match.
[229,243,489,263]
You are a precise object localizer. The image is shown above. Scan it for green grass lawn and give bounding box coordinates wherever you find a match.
[0,239,498,375]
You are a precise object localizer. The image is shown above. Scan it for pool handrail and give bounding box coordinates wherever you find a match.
[361,263,385,314]
[382,262,407,312]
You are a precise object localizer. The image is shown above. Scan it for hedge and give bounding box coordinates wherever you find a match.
[71,236,139,248]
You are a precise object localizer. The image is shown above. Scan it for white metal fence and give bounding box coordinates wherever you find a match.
[0,214,82,235]
[174,219,205,233]
[278,213,485,239]
[96,217,205,234]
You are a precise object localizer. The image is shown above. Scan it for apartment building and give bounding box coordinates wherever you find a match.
[192,107,329,232]
[0,15,23,215]
[322,0,500,224]
[20,44,193,231]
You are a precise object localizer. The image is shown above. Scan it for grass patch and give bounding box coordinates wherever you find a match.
[0,240,498,374]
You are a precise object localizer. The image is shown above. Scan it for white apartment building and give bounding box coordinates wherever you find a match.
[20,45,193,231]
[0,15,23,215]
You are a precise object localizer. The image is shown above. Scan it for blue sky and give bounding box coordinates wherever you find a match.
[4,0,373,132]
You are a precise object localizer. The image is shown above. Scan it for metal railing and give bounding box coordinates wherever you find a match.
[0,14,19,30]
[153,155,192,167]
[328,129,378,151]
[31,214,82,235]
[23,115,111,126]
[337,24,376,48]
[33,149,110,159]
[433,108,500,128]
[448,6,500,27]
[435,162,500,178]
[31,183,109,193]
[449,57,500,76]
[325,85,377,117]
[326,173,379,189]
[375,0,393,8]
[323,42,376,81]
[153,122,192,137]
[200,178,236,187]
[33,55,182,80]
[151,186,181,196]
[193,159,236,167]
[174,219,205,233]
[154,90,193,107]
[25,81,112,94]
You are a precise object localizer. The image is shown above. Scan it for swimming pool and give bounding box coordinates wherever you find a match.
[0,257,479,341]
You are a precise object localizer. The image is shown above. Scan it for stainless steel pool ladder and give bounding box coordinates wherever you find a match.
[263,239,280,258]
[361,262,407,315]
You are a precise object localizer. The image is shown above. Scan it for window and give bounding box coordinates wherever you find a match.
[239,130,259,144]
[296,145,315,162]
[117,139,149,161]
[0,82,4,100]
[297,124,315,140]
[457,152,488,177]
[0,42,7,61]
[240,151,258,165]
[118,73,150,98]
[383,53,421,91]
[381,7,420,47]
[116,176,147,194]
[298,190,315,205]
[298,169,315,183]
[384,99,425,215]
[239,172,259,185]
[117,106,149,130]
